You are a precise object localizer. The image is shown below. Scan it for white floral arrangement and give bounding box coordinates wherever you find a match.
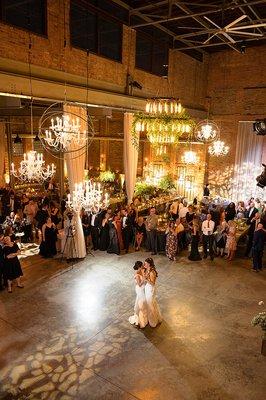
[251,301,266,338]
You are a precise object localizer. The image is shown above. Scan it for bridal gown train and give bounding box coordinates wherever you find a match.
[129,283,148,329]
[145,282,162,328]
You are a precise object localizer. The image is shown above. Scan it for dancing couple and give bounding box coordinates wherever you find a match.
[129,258,162,329]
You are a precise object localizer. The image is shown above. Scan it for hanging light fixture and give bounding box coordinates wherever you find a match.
[194,98,219,143]
[10,151,55,182]
[132,97,195,147]
[13,133,22,144]
[66,181,109,213]
[182,150,199,164]
[208,140,229,156]
[155,145,167,156]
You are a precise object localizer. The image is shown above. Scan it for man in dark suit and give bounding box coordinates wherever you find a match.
[245,211,260,257]
[252,223,265,272]
[90,210,102,251]
[246,201,258,224]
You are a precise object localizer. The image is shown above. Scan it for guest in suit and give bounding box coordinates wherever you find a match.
[252,223,265,272]
[202,214,215,260]
[245,212,261,257]
[246,201,258,224]
[90,211,101,251]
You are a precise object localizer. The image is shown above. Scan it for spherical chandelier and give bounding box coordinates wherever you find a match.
[194,120,220,143]
[39,102,94,158]
[10,151,56,182]
[208,140,229,156]
[182,150,199,164]
[66,181,109,213]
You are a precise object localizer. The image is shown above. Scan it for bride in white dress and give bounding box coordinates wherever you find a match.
[129,261,148,329]
[143,258,162,328]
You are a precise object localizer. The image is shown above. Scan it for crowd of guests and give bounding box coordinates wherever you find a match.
[0,183,265,293]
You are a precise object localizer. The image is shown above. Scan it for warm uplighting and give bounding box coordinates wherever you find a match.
[155,145,167,156]
[66,181,109,213]
[208,140,229,156]
[182,150,198,164]
[10,151,55,182]
[195,120,220,143]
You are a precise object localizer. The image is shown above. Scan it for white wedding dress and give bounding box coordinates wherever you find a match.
[145,281,162,328]
[129,275,148,329]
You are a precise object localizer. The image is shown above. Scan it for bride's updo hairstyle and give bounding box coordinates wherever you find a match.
[145,258,158,277]
[133,261,143,270]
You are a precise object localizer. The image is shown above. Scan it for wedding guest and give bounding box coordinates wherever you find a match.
[35,203,49,231]
[210,204,220,229]
[186,205,195,225]
[4,226,16,243]
[107,214,120,255]
[169,199,179,220]
[145,207,158,255]
[252,223,265,272]
[115,211,124,251]
[179,200,188,219]
[81,208,91,251]
[203,183,210,197]
[23,199,37,241]
[90,210,101,251]
[99,212,110,251]
[246,201,258,224]
[188,215,202,261]
[175,218,184,251]
[165,221,178,261]
[236,201,246,218]
[50,202,61,226]
[135,216,146,251]
[3,235,23,293]
[0,232,5,290]
[245,212,261,257]
[202,213,215,260]
[180,217,190,249]
[225,220,237,261]
[39,217,57,258]
[225,202,236,222]
[215,220,228,257]
[122,208,133,253]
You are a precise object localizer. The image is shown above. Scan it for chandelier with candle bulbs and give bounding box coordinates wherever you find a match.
[132,98,195,147]
[10,151,55,182]
[39,102,94,157]
[208,140,229,156]
[66,181,109,213]
[182,150,199,164]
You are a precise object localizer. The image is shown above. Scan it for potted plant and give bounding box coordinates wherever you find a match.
[251,301,266,356]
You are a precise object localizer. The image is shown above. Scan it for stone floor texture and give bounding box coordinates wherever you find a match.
[0,250,265,400]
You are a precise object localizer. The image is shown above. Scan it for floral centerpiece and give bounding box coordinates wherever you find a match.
[99,170,115,183]
[251,301,266,355]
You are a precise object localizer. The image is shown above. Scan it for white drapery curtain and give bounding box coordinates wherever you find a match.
[232,122,265,201]
[64,104,86,258]
[123,113,139,204]
[0,123,6,186]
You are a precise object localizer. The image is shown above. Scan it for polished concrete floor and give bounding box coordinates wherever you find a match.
[0,249,265,400]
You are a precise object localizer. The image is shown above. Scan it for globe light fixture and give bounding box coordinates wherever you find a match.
[195,120,220,143]
[208,140,229,156]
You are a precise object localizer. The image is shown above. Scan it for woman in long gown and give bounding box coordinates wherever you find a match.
[99,212,110,251]
[3,236,23,293]
[165,221,178,260]
[225,220,237,261]
[129,261,148,329]
[115,212,124,251]
[188,215,202,261]
[39,217,57,258]
[107,216,120,255]
[144,258,162,328]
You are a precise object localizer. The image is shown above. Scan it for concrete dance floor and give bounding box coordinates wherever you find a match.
[0,250,265,400]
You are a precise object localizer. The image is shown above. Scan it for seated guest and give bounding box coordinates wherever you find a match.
[3,235,23,293]
[225,220,237,261]
[188,215,202,261]
[225,202,236,222]
[134,216,146,251]
[252,223,265,272]
[165,221,178,261]
[39,217,57,258]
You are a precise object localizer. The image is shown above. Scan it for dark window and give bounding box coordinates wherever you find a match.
[70,0,122,62]
[136,32,169,76]
[0,0,46,35]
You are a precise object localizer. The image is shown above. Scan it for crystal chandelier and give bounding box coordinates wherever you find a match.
[155,145,167,156]
[133,98,194,147]
[195,120,220,143]
[66,181,109,213]
[208,140,229,156]
[10,151,55,182]
[182,150,198,164]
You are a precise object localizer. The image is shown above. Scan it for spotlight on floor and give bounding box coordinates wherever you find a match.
[256,164,266,188]
[253,119,266,136]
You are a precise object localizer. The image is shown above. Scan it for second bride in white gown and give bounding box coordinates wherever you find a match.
[144,258,162,328]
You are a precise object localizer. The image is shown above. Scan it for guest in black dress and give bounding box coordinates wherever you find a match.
[225,202,236,222]
[99,212,110,251]
[3,236,23,293]
[188,215,202,261]
[107,218,120,255]
[81,208,91,250]
[39,217,57,258]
